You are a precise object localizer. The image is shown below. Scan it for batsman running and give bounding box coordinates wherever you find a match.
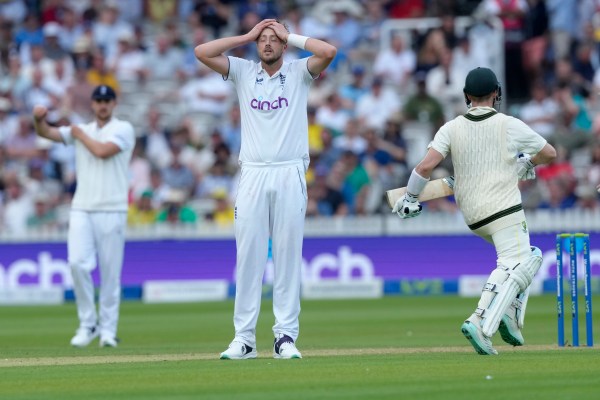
[392,67,557,355]
[195,20,336,359]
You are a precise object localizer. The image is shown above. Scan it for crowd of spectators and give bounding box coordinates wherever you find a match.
[1,0,600,235]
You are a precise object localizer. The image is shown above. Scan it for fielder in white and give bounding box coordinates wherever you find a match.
[195,19,336,359]
[393,68,557,355]
[33,85,135,348]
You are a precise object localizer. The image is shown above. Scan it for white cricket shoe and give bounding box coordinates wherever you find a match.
[499,305,525,346]
[70,326,99,347]
[273,334,302,359]
[220,340,257,360]
[461,317,498,355]
[99,336,119,348]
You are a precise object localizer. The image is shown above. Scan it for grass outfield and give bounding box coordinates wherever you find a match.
[0,295,598,399]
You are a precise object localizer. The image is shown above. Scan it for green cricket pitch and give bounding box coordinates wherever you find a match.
[0,295,598,399]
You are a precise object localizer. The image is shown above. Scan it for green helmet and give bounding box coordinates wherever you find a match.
[463,67,499,97]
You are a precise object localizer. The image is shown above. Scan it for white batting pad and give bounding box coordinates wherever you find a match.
[482,279,520,337]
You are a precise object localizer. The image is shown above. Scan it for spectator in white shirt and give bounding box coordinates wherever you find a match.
[23,67,62,112]
[129,138,152,200]
[373,32,416,90]
[2,172,33,235]
[92,2,132,60]
[519,81,559,139]
[355,77,401,131]
[145,34,185,80]
[57,6,84,53]
[452,36,489,76]
[316,92,351,136]
[426,48,467,121]
[179,63,232,116]
[332,118,367,155]
[20,44,56,82]
[0,56,30,111]
[107,29,148,82]
[0,97,18,144]
[50,57,74,96]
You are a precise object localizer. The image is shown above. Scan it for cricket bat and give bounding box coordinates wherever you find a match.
[386,176,455,209]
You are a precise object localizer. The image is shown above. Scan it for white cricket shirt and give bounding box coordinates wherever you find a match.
[226,56,315,164]
[430,106,547,226]
[59,118,135,211]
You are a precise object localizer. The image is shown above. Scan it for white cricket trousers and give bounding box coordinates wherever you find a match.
[473,219,533,327]
[233,159,308,348]
[68,210,127,339]
[477,221,532,268]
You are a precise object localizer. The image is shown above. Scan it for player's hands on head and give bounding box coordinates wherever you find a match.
[32,105,47,122]
[268,21,289,43]
[516,153,536,181]
[392,193,422,219]
[246,19,277,42]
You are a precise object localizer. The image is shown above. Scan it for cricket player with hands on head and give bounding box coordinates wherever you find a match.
[32,85,135,348]
[195,19,336,359]
[393,67,557,355]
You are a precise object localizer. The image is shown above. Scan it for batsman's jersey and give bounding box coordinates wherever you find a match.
[59,118,135,211]
[430,106,546,229]
[226,56,314,164]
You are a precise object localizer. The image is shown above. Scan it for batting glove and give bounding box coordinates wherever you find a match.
[392,193,422,219]
[516,153,536,181]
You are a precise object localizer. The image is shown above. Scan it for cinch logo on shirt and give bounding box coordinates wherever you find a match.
[250,97,289,111]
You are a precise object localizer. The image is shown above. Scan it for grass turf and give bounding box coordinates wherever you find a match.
[0,295,598,399]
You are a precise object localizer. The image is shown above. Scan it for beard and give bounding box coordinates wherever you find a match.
[96,109,112,122]
[260,49,282,66]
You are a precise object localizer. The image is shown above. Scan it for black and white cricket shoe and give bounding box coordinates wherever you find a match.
[220,340,257,360]
[273,334,302,359]
[100,336,120,348]
[70,326,99,347]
